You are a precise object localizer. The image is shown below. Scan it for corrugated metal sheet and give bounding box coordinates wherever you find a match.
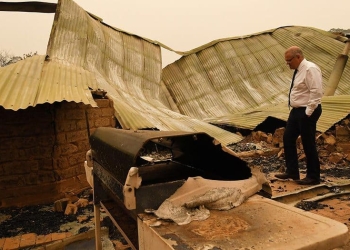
[203,95,350,133]
[162,26,350,133]
[0,55,97,110]
[1,0,349,145]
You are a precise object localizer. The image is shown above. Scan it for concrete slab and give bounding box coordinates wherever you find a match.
[138,194,349,250]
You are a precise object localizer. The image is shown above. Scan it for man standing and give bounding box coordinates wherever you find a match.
[275,46,323,185]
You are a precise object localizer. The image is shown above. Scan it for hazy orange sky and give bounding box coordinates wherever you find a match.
[1,0,349,66]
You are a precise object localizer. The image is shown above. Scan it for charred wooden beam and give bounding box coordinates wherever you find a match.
[0,1,57,13]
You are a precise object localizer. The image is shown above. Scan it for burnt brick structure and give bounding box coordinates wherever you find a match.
[0,99,115,207]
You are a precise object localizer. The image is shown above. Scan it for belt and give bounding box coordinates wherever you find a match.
[292,104,321,109]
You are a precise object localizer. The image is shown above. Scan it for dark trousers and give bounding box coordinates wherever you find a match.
[283,105,322,180]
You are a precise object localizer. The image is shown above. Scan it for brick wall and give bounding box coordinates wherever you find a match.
[0,99,115,208]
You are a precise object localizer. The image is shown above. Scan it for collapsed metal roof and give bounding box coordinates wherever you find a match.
[0,0,349,145]
[161,26,350,132]
[0,0,242,145]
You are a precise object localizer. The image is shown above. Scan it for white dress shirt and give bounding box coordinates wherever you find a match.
[290,59,323,116]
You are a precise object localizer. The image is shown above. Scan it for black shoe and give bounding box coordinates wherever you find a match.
[275,173,300,180]
[295,177,320,185]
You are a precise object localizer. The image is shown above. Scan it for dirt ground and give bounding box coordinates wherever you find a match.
[247,152,350,250]
[266,174,350,250]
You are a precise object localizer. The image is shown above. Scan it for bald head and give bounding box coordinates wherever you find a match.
[285,46,304,69]
[285,46,303,57]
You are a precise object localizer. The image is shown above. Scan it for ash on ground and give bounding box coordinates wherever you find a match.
[0,189,126,246]
[229,142,350,179]
[228,142,263,152]
[295,201,328,211]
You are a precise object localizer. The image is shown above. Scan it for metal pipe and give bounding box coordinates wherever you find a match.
[342,40,350,55]
[324,39,350,96]
[94,203,102,250]
[0,2,57,13]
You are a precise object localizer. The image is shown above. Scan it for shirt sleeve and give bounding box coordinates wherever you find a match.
[305,66,323,116]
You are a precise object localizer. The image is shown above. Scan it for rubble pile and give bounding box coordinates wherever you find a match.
[0,188,125,244]
[228,116,350,179]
